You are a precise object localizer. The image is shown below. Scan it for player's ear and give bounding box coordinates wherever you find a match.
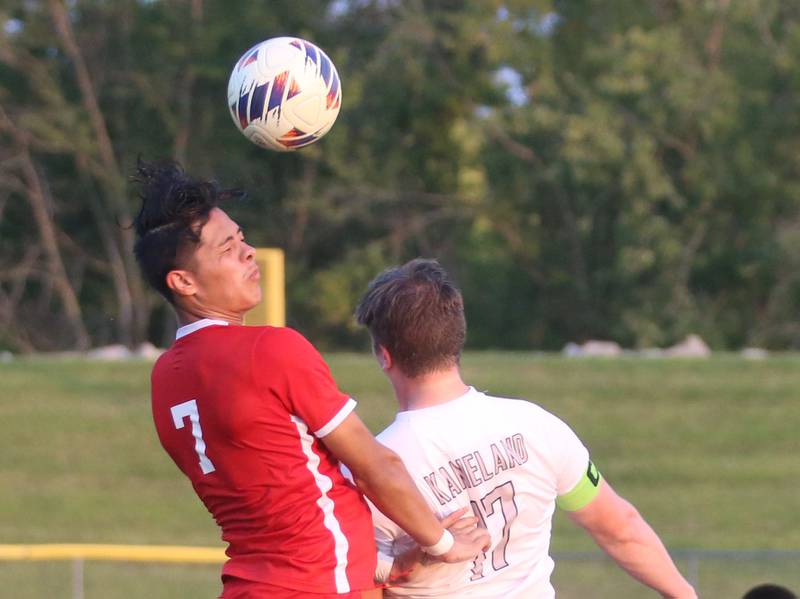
[166,269,197,298]
[375,344,393,371]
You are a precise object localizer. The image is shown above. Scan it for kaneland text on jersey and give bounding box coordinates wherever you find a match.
[424,433,528,505]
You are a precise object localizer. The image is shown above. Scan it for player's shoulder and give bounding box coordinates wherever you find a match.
[247,325,323,363]
[151,348,171,377]
[196,324,279,354]
[374,413,440,457]
[478,392,585,461]
[478,390,573,432]
[151,339,189,372]
[480,390,552,417]
[247,325,310,348]
[256,325,311,342]
[375,419,399,443]
[374,419,410,451]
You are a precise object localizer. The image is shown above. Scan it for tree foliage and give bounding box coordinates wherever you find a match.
[0,0,799,351]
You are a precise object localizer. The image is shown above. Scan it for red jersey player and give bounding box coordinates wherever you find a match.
[131,160,488,599]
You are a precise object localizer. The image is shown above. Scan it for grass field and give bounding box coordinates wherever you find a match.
[1,353,798,597]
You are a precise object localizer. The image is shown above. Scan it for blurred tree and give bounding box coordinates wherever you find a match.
[0,0,799,351]
[473,0,800,348]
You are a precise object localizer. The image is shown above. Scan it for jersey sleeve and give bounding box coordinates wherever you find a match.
[254,327,355,437]
[556,460,602,511]
[541,410,601,510]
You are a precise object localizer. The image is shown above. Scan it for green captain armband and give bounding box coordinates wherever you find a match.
[556,460,602,512]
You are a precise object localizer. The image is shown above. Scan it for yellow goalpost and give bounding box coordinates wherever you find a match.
[244,248,285,327]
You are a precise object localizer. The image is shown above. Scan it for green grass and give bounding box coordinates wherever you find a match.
[1,353,799,597]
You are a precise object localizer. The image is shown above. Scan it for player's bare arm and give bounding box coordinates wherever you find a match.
[567,479,697,599]
[322,411,490,563]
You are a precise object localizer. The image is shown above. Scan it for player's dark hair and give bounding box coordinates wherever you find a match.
[131,158,244,303]
[356,258,466,378]
[743,584,797,599]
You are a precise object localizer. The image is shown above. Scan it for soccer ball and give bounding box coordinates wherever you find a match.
[227,37,342,151]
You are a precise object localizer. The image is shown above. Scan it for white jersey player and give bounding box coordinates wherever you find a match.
[373,387,599,597]
[355,259,697,599]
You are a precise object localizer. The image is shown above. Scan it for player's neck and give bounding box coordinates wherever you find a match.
[391,368,470,412]
[174,305,245,328]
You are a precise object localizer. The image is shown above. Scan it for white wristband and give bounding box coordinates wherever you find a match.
[422,529,454,556]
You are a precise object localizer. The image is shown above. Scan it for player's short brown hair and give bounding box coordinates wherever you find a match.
[356,259,466,378]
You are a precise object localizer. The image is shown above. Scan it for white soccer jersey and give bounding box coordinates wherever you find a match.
[372,387,591,599]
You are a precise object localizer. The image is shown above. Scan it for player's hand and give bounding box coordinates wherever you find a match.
[442,507,481,537]
[436,507,491,564]
[439,506,472,529]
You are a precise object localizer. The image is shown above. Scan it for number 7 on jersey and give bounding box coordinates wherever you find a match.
[171,399,216,475]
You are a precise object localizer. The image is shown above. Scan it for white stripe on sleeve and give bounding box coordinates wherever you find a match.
[314,398,357,438]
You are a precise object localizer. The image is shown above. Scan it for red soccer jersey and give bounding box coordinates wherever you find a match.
[150,319,377,594]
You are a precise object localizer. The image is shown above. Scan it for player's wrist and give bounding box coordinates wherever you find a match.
[421,529,454,556]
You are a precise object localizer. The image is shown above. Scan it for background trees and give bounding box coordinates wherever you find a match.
[1,0,798,352]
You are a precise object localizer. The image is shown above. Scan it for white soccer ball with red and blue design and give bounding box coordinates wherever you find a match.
[227,37,342,151]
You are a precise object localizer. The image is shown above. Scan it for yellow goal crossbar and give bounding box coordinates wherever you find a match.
[0,544,225,564]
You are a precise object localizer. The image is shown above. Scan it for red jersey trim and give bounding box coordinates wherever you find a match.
[291,415,352,593]
[315,398,356,437]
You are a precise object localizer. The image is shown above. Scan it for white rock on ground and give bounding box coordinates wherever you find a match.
[663,334,711,358]
[740,347,768,360]
[85,344,132,360]
[562,340,622,357]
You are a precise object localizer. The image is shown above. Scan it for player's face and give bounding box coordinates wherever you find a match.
[185,208,262,317]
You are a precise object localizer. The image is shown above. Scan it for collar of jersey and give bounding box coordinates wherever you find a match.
[175,318,230,340]
[395,386,480,418]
